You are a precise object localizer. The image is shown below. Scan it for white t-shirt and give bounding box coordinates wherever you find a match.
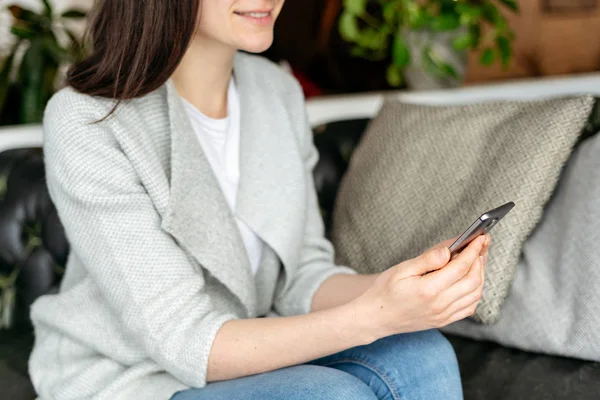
[181,79,264,275]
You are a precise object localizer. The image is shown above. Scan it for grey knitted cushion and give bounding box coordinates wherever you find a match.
[331,96,595,324]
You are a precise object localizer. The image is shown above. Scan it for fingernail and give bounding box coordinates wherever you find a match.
[485,235,490,246]
[480,256,485,266]
[479,236,486,245]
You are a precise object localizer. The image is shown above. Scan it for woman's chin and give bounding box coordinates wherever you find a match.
[236,37,274,54]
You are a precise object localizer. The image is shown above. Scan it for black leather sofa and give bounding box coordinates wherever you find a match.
[1,120,599,399]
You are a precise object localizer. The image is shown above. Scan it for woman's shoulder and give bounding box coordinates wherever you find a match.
[43,88,111,149]
[46,86,114,123]
[43,87,117,144]
[44,86,165,146]
[45,87,158,125]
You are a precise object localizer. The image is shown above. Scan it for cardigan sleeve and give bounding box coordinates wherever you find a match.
[42,90,236,388]
[273,83,357,317]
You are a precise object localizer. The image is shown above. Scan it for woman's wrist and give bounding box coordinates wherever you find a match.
[312,273,380,312]
[337,297,384,346]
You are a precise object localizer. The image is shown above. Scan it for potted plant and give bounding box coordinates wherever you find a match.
[339,0,520,90]
[0,0,87,126]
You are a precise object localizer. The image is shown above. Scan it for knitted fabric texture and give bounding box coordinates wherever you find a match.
[29,53,356,400]
[332,96,594,324]
[442,131,600,361]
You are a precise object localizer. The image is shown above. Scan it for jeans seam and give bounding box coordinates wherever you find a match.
[320,357,402,400]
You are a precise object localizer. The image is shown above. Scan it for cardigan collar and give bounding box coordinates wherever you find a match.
[159,53,305,316]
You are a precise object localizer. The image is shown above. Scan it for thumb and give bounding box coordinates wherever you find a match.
[405,246,450,276]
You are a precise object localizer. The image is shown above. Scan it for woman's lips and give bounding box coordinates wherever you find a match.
[234,10,273,25]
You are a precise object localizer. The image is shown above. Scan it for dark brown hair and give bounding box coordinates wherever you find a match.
[68,0,200,101]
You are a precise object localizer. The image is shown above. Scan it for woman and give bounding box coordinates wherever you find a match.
[29,1,490,399]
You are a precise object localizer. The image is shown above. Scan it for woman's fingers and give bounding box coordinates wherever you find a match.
[445,302,480,325]
[425,235,485,291]
[441,283,486,326]
[436,255,483,306]
[403,246,451,277]
[442,281,483,319]
[429,236,460,252]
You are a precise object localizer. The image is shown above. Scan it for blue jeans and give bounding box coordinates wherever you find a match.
[171,329,462,400]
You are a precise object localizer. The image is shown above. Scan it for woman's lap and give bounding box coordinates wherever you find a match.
[171,329,462,400]
[170,364,376,400]
[309,329,462,400]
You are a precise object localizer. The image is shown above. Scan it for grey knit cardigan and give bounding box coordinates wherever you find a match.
[29,52,355,400]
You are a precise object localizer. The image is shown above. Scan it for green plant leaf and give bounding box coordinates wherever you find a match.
[452,33,474,51]
[18,40,45,124]
[386,64,403,87]
[469,24,482,48]
[482,3,502,25]
[456,4,482,26]
[383,2,398,23]
[429,14,460,31]
[392,34,411,68]
[61,9,86,19]
[21,82,44,124]
[499,0,519,12]
[496,35,512,68]
[406,3,427,28]
[10,23,36,40]
[439,62,459,79]
[0,44,19,116]
[8,5,44,25]
[356,30,375,49]
[350,46,366,57]
[356,28,388,50]
[41,0,53,17]
[343,0,367,15]
[353,48,388,62]
[422,46,459,79]
[41,34,68,63]
[480,48,496,66]
[339,11,360,42]
[41,39,59,102]
[42,62,58,101]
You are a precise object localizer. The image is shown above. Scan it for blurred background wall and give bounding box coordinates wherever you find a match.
[466,0,600,82]
[2,0,599,95]
[271,0,600,92]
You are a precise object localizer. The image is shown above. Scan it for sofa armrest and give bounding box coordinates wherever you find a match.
[306,73,600,127]
[0,125,44,154]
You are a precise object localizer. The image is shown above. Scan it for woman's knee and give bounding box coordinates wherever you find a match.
[386,329,461,384]
[392,329,459,370]
[410,329,458,365]
[292,365,378,400]
[310,331,462,399]
[171,365,377,400]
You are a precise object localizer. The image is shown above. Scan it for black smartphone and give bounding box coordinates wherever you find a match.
[449,202,515,256]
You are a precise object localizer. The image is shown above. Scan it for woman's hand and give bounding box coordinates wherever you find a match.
[354,235,490,342]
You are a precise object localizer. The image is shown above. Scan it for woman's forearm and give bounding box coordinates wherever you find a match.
[207,301,374,382]
[311,273,379,312]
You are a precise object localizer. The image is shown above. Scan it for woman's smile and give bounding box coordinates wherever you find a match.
[233,9,274,25]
